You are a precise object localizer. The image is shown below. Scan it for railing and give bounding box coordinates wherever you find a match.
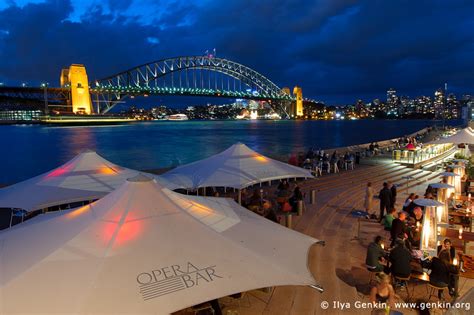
[391,143,455,165]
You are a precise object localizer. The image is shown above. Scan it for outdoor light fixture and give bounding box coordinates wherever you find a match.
[429,182,453,227]
[415,198,443,257]
[440,172,460,196]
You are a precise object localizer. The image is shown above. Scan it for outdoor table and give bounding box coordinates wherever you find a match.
[455,195,472,202]
[441,228,474,254]
[409,271,430,297]
[449,210,473,231]
[449,210,474,218]
[458,253,474,279]
[441,228,474,242]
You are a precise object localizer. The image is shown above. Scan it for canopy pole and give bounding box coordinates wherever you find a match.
[309,284,324,293]
[238,189,242,205]
[9,210,13,228]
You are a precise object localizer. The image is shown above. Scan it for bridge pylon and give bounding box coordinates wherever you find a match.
[60,64,93,114]
[293,86,303,118]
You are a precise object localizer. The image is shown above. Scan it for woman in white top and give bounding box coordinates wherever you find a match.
[365,182,375,214]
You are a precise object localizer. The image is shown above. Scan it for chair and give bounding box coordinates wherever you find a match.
[366,265,378,285]
[345,160,354,170]
[190,302,215,315]
[427,283,448,301]
[223,292,251,310]
[393,275,411,299]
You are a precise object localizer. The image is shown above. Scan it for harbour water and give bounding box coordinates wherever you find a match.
[0,119,460,184]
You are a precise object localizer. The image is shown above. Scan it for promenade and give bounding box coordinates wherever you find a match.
[206,157,473,315]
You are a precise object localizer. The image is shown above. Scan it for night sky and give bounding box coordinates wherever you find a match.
[0,0,473,105]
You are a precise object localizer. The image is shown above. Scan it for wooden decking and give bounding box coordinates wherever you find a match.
[214,161,473,315]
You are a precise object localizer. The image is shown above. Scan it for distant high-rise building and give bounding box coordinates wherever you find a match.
[434,88,444,119]
[387,88,399,115]
[446,93,459,119]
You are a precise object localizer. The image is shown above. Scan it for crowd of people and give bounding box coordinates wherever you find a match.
[288,149,358,175]
[239,180,305,224]
[364,171,464,310]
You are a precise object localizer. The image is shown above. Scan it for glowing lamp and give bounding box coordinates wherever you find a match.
[453,257,458,266]
[381,243,384,250]
[415,198,443,257]
[440,172,461,196]
[459,226,463,239]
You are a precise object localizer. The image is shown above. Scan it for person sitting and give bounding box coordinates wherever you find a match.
[383,208,397,231]
[277,180,290,191]
[289,185,303,212]
[437,238,456,263]
[366,236,388,272]
[430,249,459,298]
[369,272,395,309]
[302,158,312,169]
[405,194,419,216]
[402,193,415,211]
[247,189,263,211]
[424,185,434,198]
[390,212,407,247]
[447,192,462,210]
[389,238,412,280]
[409,207,423,225]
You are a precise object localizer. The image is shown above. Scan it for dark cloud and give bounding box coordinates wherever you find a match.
[0,0,473,105]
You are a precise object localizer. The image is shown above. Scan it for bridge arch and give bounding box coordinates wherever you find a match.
[93,56,293,114]
[96,56,286,97]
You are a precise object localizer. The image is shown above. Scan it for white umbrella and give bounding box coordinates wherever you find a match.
[0,175,322,314]
[0,151,170,214]
[414,198,444,207]
[428,183,455,189]
[161,143,313,190]
[0,150,139,212]
[429,128,474,144]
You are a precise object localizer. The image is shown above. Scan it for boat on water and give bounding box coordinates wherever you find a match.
[167,114,189,121]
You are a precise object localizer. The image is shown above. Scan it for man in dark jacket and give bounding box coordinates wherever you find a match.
[365,236,387,272]
[390,212,407,247]
[430,250,459,298]
[389,239,412,278]
[389,182,397,208]
[379,182,392,221]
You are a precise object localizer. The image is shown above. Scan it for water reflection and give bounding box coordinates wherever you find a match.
[0,119,457,184]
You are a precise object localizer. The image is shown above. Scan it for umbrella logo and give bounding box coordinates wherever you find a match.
[137,262,222,301]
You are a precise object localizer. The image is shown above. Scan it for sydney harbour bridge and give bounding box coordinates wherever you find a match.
[0,56,304,118]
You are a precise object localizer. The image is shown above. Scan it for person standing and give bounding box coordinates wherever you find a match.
[389,182,397,208]
[379,182,392,222]
[365,182,375,214]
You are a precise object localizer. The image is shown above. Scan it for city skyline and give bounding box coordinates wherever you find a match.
[0,0,473,105]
